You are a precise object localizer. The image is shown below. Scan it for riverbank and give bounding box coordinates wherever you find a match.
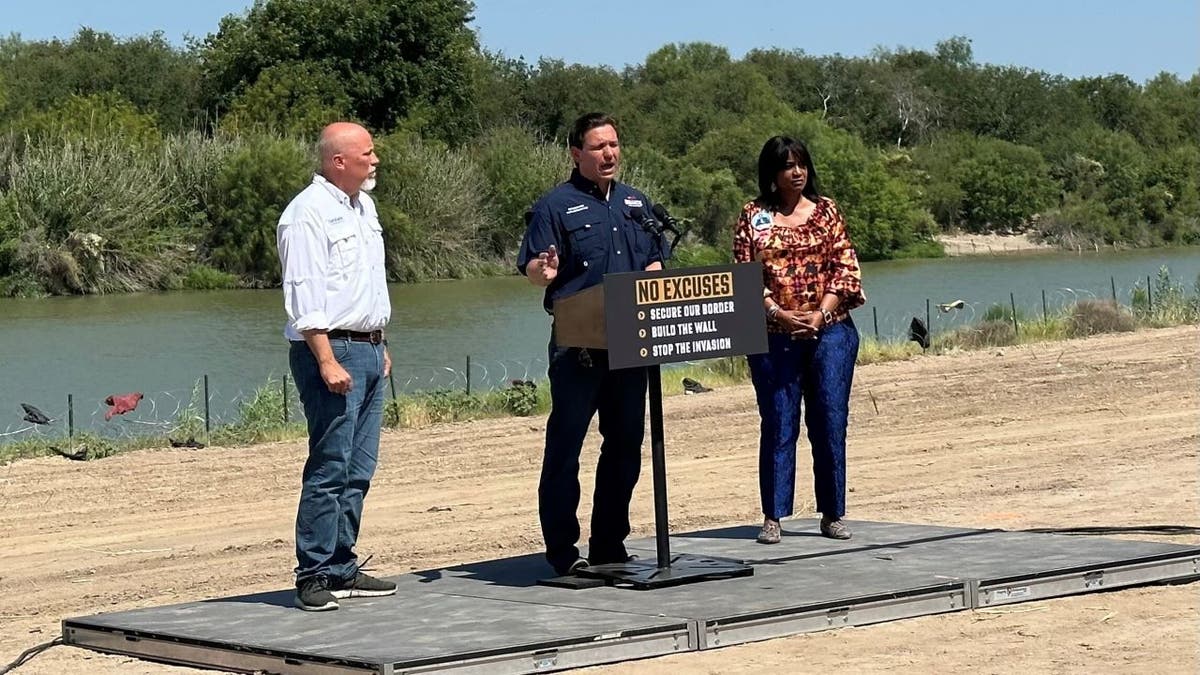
[937,231,1055,256]
[1,325,1196,673]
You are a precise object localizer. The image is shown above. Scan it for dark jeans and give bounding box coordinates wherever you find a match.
[539,341,647,574]
[747,319,859,521]
[289,338,385,584]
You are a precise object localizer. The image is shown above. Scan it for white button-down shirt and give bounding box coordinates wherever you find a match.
[277,175,391,341]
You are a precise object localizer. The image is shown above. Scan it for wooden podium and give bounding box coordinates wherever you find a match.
[551,263,767,589]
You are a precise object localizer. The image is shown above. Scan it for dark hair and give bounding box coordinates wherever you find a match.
[569,112,619,149]
[756,136,821,207]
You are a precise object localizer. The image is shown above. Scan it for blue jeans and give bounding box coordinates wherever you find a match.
[747,319,858,521]
[539,341,647,574]
[289,338,385,584]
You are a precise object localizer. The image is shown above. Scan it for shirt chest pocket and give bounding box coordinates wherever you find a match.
[366,217,385,268]
[326,221,360,275]
[563,216,603,261]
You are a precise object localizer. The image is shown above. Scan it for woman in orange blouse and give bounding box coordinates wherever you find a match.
[732,136,866,544]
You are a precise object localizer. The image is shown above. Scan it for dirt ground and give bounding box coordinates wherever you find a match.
[1,325,1197,674]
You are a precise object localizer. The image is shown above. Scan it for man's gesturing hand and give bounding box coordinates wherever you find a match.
[536,245,559,283]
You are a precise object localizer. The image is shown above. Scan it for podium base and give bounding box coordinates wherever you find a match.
[580,554,753,590]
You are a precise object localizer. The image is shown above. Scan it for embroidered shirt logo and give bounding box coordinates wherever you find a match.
[565,204,589,214]
[327,216,346,225]
[751,211,773,231]
[623,197,643,208]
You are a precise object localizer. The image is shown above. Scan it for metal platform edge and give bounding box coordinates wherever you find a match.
[977,549,1200,607]
[700,582,968,649]
[62,623,376,674]
[62,618,697,675]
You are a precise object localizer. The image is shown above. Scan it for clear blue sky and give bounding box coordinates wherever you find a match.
[2,0,1195,83]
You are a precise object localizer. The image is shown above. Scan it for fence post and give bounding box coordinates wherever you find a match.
[1147,274,1153,313]
[872,306,879,340]
[282,374,288,424]
[203,374,211,439]
[1010,292,1020,338]
[1111,276,1117,304]
[1041,289,1048,323]
[466,355,472,395]
[68,394,74,442]
[925,299,931,347]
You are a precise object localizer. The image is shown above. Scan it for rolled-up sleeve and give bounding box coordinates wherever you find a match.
[825,201,866,311]
[516,200,560,275]
[278,210,330,332]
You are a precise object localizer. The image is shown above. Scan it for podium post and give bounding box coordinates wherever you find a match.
[552,263,768,589]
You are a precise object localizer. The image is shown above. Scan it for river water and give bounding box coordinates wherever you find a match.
[1,247,1196,439]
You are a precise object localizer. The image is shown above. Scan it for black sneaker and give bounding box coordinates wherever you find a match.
[295,576,338,611]
[332,572,397,599]
[567,557,589,574]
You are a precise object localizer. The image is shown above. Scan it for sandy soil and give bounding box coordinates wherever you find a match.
[937,232,1054,256]
[1,325,1197,674]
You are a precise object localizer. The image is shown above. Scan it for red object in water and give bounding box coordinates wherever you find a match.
[104,392,144,421]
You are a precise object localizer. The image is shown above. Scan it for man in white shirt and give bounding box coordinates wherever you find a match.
[277,122,395,611]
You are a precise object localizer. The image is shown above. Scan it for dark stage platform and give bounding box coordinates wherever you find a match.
[64,520,1200,674]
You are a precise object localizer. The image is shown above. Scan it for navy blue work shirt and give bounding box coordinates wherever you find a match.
[518,169,664,313]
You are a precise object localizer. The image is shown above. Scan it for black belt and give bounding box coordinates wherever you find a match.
[327,329,384,344]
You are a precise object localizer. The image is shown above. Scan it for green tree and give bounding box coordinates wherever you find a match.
[467,50,532,133]
[914,133,1056,232]
[956,139,1056,232]
[473,125,569,255]
[221,62,352,138]
[201,0,478,140]
[522,59,624,141]
[1072,74,1141,135]
[0,30,202,132]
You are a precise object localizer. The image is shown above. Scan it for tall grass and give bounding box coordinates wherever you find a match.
[1132,266,1200,327]
[0,134,209,295]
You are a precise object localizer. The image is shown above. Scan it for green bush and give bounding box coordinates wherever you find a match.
[181,265,239,290]
[670,242,730,267]
[474,125,569,255]
[206,136,312,282]
[494,381,540,416]
[5,92,163,151]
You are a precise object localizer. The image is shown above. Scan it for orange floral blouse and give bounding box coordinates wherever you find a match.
[732,197,865,333]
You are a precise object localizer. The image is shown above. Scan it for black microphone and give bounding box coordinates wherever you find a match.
[629,207,662,235]
[651,204,681,236]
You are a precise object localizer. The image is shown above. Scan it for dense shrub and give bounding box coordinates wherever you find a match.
[206,136,312,283]
[1066,300,1136,337]
[942,319,1018,348]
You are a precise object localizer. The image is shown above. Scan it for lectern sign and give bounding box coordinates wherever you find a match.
[604,263,768,370]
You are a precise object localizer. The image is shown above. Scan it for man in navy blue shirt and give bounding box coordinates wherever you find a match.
[518,112,664,576]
